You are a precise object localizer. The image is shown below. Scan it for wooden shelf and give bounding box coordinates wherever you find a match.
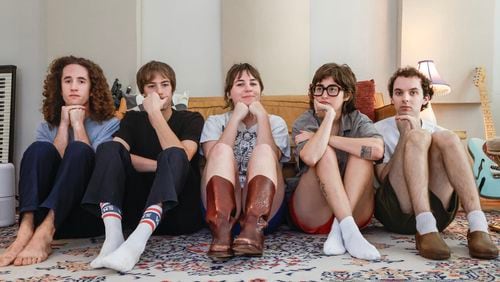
[480,197,500,211]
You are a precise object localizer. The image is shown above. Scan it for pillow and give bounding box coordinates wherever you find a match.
[355,79,376,121]
[122,92,188,111]
[123,92,143,110]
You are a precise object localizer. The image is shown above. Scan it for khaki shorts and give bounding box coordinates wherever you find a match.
[375,177,458,235]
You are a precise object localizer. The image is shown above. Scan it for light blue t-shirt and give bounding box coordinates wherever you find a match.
[35,117,120,151]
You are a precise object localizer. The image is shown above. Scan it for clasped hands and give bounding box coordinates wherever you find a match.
[61,105,86,128]
[395,114,420,135]
[232,101,268,122]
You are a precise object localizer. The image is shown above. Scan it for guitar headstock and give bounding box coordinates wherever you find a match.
[473,67,486,87]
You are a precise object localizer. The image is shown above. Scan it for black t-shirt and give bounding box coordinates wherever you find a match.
[115,109,204,161]
[114,109,204,228]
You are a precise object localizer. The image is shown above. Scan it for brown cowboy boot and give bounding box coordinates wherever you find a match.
[206,176,237,260]
[467,230,498,259]
[232,175,275,256]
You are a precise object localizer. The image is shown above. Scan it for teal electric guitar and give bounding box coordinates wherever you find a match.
[468,67,500,199]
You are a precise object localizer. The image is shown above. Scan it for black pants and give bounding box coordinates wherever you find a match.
[82,141,203,235]
[18,141,104,239]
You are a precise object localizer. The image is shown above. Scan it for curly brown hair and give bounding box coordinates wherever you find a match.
[224,63,264,109]
[42,56,115,126]
[309,63,357,114]
[387,66,434,111]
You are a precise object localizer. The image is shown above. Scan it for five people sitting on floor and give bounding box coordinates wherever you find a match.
[0,57,497,270]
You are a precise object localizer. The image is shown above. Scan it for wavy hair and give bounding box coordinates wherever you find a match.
[223,63,264,109]
[309,63,357,114]
[136,61,176,94]
[387,66,434,111]
[42,56,115,126]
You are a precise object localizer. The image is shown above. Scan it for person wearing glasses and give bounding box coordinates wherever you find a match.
[289,63,383,260]
[200,63,290,259]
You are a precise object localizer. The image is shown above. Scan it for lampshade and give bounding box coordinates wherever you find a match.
[417,60,451,96]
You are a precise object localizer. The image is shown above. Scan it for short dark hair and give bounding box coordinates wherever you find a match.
[136,61,176,94]
[388,66,433,110]
[224,63,264,109]
[309,63,357,114]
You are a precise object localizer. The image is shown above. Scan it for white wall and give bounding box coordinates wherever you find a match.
[222,0,310,95]
[141,0,222,97]
[311,0,398,95]
[46,0,137,89]
[492,0,500,132]
[400,0,497,138]
[0,1,47,177]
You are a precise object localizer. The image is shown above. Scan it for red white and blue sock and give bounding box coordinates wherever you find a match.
[139,205,162,232]
[90,202,125,269]
[100,204,163,272]
[100,202,122,220]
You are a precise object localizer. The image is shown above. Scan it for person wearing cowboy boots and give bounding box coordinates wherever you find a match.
[200,63,290,259]
[374,66,498,260]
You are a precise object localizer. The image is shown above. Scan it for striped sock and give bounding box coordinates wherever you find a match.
[140,205,163,232]
[90,202,124,269]
[100,204,163,272]
[100,202,122,220]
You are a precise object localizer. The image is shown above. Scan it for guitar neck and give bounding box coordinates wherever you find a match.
[478,85,496,140]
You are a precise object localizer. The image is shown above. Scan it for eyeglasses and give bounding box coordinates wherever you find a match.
[312,84,343,97]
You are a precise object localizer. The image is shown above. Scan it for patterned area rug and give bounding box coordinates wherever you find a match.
[0,211,499,281]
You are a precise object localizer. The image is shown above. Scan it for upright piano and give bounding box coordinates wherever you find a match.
[0,65,16,163]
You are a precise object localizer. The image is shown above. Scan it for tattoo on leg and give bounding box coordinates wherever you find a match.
[319,181,329,200]
[360,146,372,159]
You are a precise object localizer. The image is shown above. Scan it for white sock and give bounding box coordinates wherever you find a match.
[323,218,346,255]
[415,212,438,235]
[467,210,489,233]
[91,203,125,269]
[100,205,162,272]
[339,216,380,260]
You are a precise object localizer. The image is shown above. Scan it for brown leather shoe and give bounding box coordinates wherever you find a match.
[415,232,450,260]
[232,175,275,256]
[205,176,237,260]
[467,231,499,259]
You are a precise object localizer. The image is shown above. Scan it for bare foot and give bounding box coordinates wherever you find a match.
[13,222,54,266]
[0,226,34,267]
[0,213,35,267]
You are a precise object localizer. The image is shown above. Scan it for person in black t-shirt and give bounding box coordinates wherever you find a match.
[82,61,204,272]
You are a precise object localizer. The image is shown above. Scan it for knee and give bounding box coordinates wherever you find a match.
[96,140,125,155]
[23,141,58,161]
[405,129,432,150]
[432,130,461,149]
[206,142,233,160]
[158,147,189,167]
[251,144,275,160]
[318,146,338,165]
[65,141,94,159]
